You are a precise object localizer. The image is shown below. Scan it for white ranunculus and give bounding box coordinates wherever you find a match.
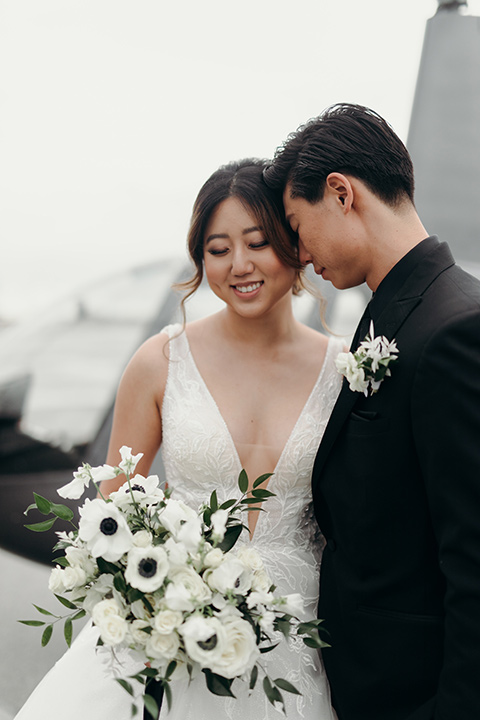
[132,530,154,548]
[146,631,180,661]
[210,617,259,678]
[211,509,229,543]
[154,610,183,635]
[78,498,133,562]
[157,499,197,536]
[204,548,224,568]
[91,597,124,624]
[164,567,212,612]
[125,546,169,593]
[177,516,203,554]
[118,446,144,476]
[236,546,264,572]
[180,616,227,669]
[207,557,252,595]
[129,619,151,646]
[110,474,164,509]
[277,593,304,617]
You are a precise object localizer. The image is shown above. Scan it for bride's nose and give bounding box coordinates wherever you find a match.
[231,246,255,276]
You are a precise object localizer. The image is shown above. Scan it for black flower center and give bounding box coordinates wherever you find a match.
[138,557,157,578]
[100,517,118,536]
[130,484,146,493]
[198,634,218,651]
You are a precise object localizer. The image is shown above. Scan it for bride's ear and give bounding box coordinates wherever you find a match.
[325,173,354,213]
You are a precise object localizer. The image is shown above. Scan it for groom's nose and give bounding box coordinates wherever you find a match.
[298,238,313,266]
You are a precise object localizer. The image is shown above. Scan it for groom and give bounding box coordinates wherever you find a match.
[264,104,480,720]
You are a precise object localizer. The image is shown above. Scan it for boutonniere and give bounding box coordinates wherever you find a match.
[335,321,399,397]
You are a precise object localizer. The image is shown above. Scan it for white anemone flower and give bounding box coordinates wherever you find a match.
[110,474,164,509]
[180,616,227,669]
[57,463,117,500]
[157,499,197,536]
[78,498,133,561]
[207,556,252,594]
[118,446,144,476]
[125,545,169,593]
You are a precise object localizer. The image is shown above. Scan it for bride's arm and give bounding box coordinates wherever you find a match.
[99,331,170,497]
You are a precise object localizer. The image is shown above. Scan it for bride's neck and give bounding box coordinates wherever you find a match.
[218,302,298,348]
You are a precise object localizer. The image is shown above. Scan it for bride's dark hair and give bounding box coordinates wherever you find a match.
[175,159,305,310]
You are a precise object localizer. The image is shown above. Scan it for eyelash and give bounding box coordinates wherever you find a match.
[207,240,269,256]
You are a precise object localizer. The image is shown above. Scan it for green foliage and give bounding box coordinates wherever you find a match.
[203,669,236,698]
[41,624,53,646]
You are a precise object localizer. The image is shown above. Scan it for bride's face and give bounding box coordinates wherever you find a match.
[203,197,296,318]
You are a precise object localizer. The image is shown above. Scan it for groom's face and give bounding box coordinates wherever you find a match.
[283,183,366,290]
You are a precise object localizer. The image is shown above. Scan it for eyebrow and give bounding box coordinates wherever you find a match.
[205,226,262,245]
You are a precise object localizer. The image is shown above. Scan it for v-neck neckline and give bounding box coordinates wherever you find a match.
[182,330,333,538]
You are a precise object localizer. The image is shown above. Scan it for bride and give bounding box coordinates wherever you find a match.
[15,159,342,719]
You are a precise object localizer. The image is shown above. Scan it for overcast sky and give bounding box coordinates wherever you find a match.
[1,0,479,322]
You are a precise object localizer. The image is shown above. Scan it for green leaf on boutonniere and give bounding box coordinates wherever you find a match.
[116,678,134,696]
[143,694,159,719]
[163,682,173,712]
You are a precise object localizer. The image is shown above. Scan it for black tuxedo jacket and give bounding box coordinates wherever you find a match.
[313,241,480,720]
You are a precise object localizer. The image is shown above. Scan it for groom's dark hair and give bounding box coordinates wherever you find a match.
[264,103,415,207]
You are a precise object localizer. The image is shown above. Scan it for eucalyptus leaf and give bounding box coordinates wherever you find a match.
[51,503,75,522]
[143,694,159,719]
[218,499,237,510]
[25,518,57,532]
[18,620,45,627]
[116,678,134,696]
[253,472,273,488]
[259,642,279,654]
[249,665,258,691]
[52,556,69,568]
[274,678,301,695]
[165,660,177,680]
[64,618,73,647]
[33,605,55,616]
[263,676,284,711]
[41,624,53,647]
[34,492,53,515]
[131,702,138,717]
[71,609,86,621]
[203,669,236,697]
[238,469,248,494]
[163,682,172,712]
[54,594,77,610]
[251,488,276,499]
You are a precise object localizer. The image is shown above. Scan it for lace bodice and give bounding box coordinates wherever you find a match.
[160,324,343,720]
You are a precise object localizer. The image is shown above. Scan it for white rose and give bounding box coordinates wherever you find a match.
[129,619,151,645]
[210,617,259,678]
[95,612,128,646]
[48,566,66,594]
[180,616,227,668]
[154,609,183,634]
[62,565,87,590]
[251,569,272,593]
[208,557,252,594]
[236,547,264,572]
[165,567,212,612]
[204,548,224,568]
[146,630,180,660]
[132,530,153,548]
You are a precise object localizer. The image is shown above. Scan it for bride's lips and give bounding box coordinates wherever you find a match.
[231,280,264,298]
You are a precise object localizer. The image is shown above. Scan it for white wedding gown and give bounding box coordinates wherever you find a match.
[15,324,343,720]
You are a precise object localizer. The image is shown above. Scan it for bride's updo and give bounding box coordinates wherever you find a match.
[177,159,304,307]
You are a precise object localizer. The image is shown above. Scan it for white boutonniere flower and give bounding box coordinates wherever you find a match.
[336,321,399,397]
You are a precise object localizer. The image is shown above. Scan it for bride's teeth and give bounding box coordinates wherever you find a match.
[237,282,261,293]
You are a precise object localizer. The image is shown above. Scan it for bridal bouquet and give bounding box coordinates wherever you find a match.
[21,447,328,718]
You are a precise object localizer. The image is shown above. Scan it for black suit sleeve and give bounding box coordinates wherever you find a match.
[411,310,480,719]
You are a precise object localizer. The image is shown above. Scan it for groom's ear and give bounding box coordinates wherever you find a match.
[325,173,354,213]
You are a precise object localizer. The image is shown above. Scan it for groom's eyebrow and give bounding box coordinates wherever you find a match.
[205,226,261,244]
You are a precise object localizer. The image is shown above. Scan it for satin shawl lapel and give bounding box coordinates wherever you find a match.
[312,242,455,489]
